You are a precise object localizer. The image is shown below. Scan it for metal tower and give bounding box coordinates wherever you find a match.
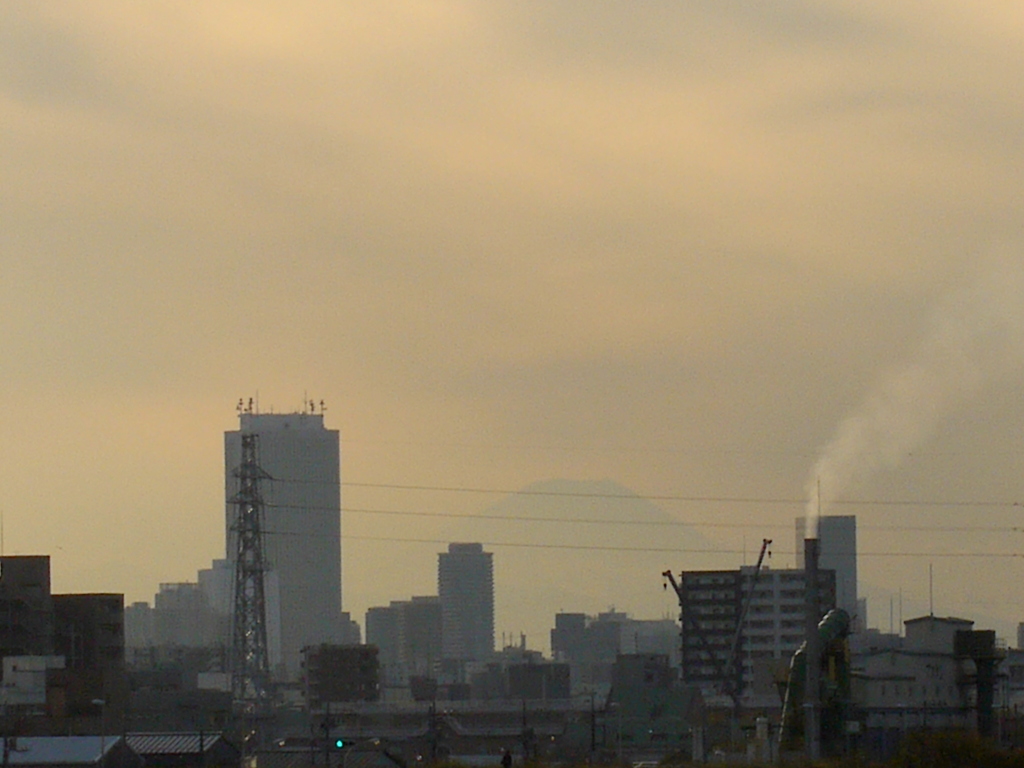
[230,433,272,713]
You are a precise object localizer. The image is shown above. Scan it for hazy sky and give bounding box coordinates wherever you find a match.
[3,2,1024,648]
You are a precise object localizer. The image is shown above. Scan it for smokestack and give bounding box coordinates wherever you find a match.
[804,537,821,761]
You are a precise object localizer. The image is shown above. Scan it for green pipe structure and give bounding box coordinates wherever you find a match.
[779,608,851,752]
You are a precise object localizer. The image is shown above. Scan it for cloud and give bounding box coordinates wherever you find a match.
[2,1,1024,638]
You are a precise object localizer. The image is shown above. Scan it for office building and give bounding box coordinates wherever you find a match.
[438,543,494,664]
[796,515,858,620]
[366,605,401,684]
[366,596,442,687]
[225,409,343,679]
[0,556,54,658]
[53,593,125,673]
[124,603,155,649]
[302,644,380,706]
[400,596,442,680]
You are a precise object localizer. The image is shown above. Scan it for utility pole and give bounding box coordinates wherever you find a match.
[322,703,332,768]
[589,691,596,758]
[230,433,272,758]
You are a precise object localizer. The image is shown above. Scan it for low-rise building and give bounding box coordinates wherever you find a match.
[303,645,380,707]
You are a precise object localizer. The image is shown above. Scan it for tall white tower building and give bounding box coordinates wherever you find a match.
[226,410,342,679]
[438,543,494,663]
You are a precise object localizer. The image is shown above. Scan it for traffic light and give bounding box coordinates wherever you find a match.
[334,739,345,750]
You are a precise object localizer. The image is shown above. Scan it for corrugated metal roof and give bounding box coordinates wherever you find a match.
[248,752,310,768]
[4,736,119,765]
[125,733,222,755]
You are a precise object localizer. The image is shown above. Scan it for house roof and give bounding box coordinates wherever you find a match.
[125,734,224,756]
[3,736,120,765]
[904,615,973,626]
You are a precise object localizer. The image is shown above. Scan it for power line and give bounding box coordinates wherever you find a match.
[340,481,1022,509]
[257,500,1024,532]
[344,482,803,503]
[335,506,1024,533]
[268,476,1024,509]
[342,533,1024,559]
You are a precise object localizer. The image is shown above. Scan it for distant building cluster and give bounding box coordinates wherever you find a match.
[125,409,359,683]
[550,610,678,692]
[7,405,1024,764]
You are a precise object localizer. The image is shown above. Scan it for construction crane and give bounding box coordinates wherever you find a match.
[663,538,772,710]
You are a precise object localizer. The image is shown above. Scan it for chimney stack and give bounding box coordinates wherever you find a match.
[804,537,821,761]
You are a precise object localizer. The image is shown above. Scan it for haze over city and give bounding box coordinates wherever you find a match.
[3,2,1024,651]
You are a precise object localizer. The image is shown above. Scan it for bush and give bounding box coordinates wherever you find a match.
[892,730,1024,768]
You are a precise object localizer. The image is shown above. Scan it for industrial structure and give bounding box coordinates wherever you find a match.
[228,432,272,711]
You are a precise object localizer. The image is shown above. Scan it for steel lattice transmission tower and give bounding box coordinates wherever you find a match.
[230,433,272,711]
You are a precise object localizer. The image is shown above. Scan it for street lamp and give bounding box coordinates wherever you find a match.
[607,702,622,762]
[91,699,106,768]
[179,703,206,768]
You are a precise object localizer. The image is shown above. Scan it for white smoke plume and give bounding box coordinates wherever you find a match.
[806,256,1024,536]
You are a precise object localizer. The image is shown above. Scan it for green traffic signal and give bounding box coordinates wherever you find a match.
[334,739,345,749]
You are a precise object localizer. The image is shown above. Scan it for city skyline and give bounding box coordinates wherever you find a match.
[2,3,1024,652]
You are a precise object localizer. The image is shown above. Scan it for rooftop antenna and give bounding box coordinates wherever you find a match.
[929,563,934,616]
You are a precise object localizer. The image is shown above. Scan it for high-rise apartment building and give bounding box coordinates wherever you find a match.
[796,515,858,620]
[225,410,343,679]
[675,565,836,707]
[438,543,494,664]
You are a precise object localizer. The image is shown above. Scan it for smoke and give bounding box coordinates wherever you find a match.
[806,256,1024,535]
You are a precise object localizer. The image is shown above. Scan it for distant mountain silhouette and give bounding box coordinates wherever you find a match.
[436,478,724,650]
